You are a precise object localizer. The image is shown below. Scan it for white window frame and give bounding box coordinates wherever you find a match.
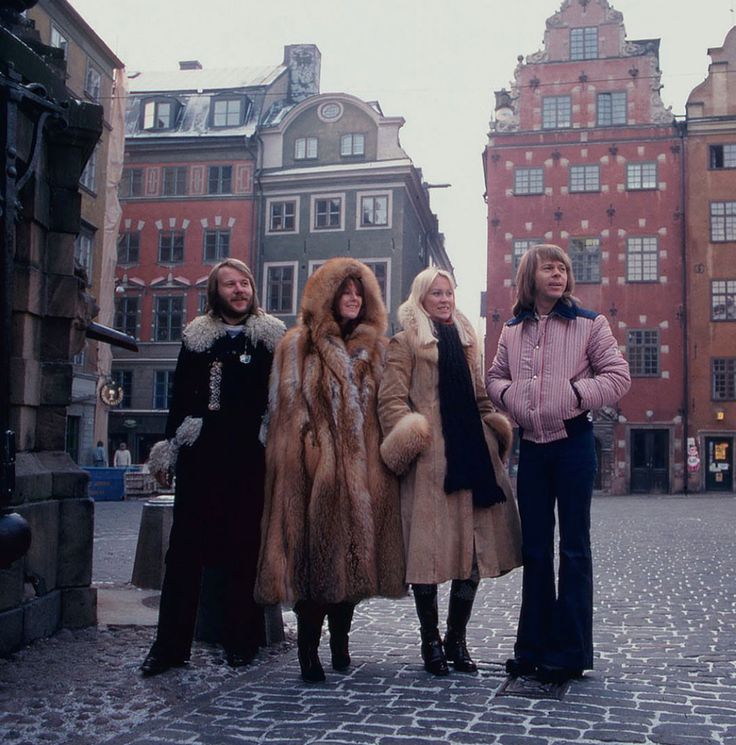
[362,258,391,308]
[542,95,572,129]
[85,62,101,102]
[262,261,299,316]
[356,191,392,230]
[340,133,365,156]
[75,226,94,280]
[265,196,300,234]
[212,97,245,127]
[569,165,600,193]
[626,237,659,282]
[310,192,345,232]
[513,168,544,195]
[50,25,68,58]
[80,145,97,192]
[294,137,318,160]
[626,162,658,191]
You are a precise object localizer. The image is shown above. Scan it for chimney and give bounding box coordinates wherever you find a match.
[179,60,203,71]
[283,44,321,103]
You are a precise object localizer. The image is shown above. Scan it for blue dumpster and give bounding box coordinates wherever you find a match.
[85,467,135,501]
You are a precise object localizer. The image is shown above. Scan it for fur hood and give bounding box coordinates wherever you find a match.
[300,257,387,342]
[182,311,285,354]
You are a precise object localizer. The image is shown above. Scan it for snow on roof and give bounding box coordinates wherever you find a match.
[128,65,286,93]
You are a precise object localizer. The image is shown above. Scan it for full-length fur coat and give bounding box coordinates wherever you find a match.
[255,258,406,606]
[378,304,522,585]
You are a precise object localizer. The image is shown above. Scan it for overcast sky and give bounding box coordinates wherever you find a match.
[68,0,735,318]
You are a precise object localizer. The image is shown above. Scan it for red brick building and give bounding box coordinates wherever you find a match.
[685,27,736,492]
[111,46,321,461]
[484,0,685,494]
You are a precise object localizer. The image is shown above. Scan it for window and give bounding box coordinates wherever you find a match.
[80,146,97,192]
[712,280,736,320]
[713,358,736,400]
[204,230,230,262]
[711,202,736,242]
[514,168,544,195]
[162,166,187,196]
[627,330,660,377]
[294,137,318,160]
[340,133,365,156]
[153,370,175,410]
[626,162,657,190]
[264,263,296,315]
[569,165,600,192]
[313,197,342,230]
[211,97,245,127]
[362,259,389,303]
[158,230,184,263]
[143,98,177,130]
[117,231,140,264]
[570,27,598,60]
[50,25,67,58]
[512,239,541,280]
[542,96,571,129]
[597,92,627,126]
[111,369,133,408]
[154,296,184,341]
[199,292,208,315]
[208,165,232,195]
[710,144,736,169]
[569,237,601,283]
[269,200,297,232]
[120,168,143,198]
[626,237,658,282]
[114,297,139,337]
[75,226,94,280]
[360,195,389,227]
[85,63,101,102]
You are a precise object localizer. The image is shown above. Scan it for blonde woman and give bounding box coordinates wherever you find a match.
[378,267,522,676]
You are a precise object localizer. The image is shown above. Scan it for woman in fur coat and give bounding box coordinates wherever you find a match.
[377,267,522,676]
[255,257,406,683]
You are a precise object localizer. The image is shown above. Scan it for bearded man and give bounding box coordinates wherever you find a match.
[142,259,285,676]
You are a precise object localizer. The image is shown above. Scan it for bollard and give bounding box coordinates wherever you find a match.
[131,495,174,589]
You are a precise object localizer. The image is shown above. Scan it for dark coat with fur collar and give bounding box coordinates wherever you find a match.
[255,258,406,606]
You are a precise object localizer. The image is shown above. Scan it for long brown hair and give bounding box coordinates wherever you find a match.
[205,258,260,317]
[513,244,576,316]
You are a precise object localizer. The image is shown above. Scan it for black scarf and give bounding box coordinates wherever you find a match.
[435,321,506,507]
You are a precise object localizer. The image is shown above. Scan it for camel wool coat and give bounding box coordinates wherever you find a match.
[255,258,406,607]
[378,307,522,585]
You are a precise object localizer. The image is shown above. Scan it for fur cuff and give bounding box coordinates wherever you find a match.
[148,439,172,484]
[380,412,431,475]
[482,411,513,460]
[174,416,203,446]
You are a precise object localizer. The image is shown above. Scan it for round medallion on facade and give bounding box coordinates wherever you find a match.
[317,101,343,122]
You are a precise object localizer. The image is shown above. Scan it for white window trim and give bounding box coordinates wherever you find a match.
[262,260,299,316]
[361,257,392,309]
[356,190,392,230]
[308,260,325,275]
[265,196,301,235]
[310,192,346,233]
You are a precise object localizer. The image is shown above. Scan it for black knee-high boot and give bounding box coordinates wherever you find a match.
[412,584,449,676]
[444,578,479,673]
[327,602,354,672]
[294,600,326,683]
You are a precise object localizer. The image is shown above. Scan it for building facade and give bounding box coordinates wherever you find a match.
[110,46,321,462]
[258,92,451,330]
[484,0,686,494]
[685,27,736,493]
[26,0,125,468]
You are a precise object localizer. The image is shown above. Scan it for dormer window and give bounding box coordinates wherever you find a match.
[340,133,365,157]
[570,27,598,60]
[142,98,179,131]
[211,96,248,128]
[295,137,318,160]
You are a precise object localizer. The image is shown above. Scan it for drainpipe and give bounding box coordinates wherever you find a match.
[678,119,689,495]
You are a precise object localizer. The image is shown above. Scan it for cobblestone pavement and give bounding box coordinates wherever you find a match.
[0,495,734,745]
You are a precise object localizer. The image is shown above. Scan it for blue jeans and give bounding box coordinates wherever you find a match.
[514,427,596,670]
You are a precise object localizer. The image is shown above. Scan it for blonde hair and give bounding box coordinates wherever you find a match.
[205,259,260,317]
[398,267,470,346]
[513,244,576,316]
